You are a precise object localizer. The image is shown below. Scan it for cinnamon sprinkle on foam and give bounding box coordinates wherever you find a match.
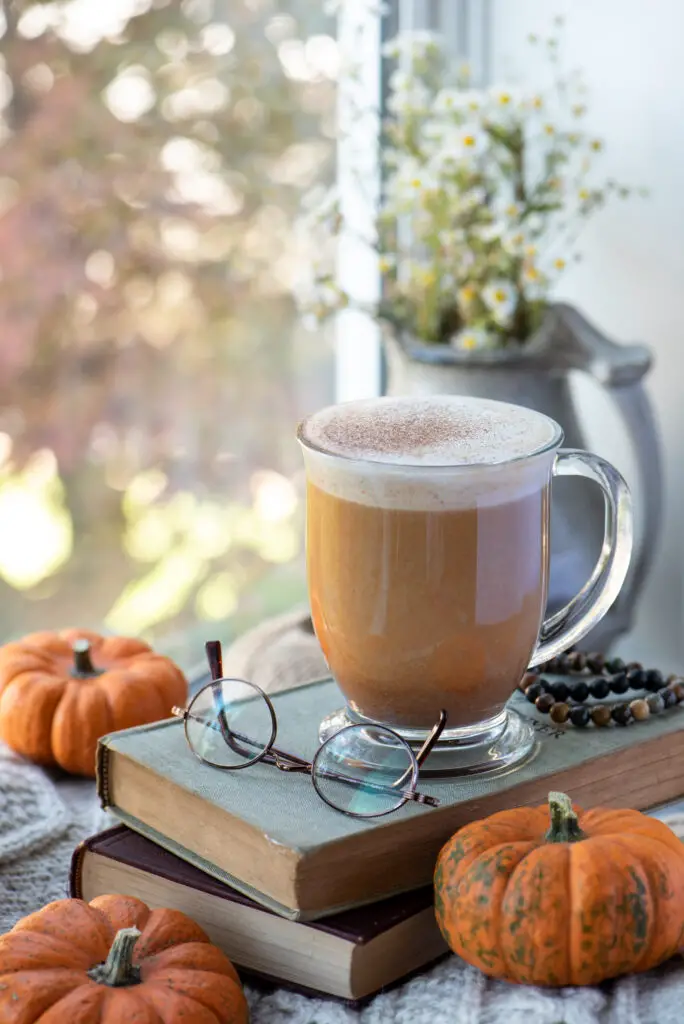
[301,396,558,468]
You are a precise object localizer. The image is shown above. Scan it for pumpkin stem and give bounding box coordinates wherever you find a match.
[71,638,104,678]
[545,791,586,844]
[88,926,141,987]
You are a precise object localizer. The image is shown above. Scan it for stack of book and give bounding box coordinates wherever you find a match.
[73,673,684,1002]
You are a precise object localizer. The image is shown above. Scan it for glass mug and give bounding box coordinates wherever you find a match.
[297,395,633,777]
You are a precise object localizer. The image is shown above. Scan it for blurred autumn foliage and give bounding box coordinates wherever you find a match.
[0,0,335,651]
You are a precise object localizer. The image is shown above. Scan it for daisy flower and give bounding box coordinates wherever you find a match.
[482,280,516,325]
[486,85,525,120]
[502,229,526,255]
[388,158,439,200]
[457,283,478,309]
[451,326,492,351]
[489,86,515,108]
[434,88,486,115]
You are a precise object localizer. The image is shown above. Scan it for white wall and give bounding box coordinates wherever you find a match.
[491,0,684,669]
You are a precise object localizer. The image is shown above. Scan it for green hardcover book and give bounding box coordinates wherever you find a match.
[97,676,684,922]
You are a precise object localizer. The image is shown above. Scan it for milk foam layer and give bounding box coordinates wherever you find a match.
[299,396,560,511]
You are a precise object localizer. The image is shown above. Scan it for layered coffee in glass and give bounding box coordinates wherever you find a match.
[298,395,632,776]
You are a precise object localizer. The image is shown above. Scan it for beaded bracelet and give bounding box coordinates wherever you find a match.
[518,650,684,728]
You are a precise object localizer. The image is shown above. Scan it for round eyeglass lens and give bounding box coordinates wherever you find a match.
[185,678,275,768]
[312,724,418,817]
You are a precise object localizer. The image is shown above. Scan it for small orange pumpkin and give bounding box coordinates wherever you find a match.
[0,629,187,776]
[0,895,248,1023]
[434,791,684,987]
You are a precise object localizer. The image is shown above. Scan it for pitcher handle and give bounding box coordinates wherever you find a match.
[600,383,661,631]
[538,302,662,633]
[529,450,633,666]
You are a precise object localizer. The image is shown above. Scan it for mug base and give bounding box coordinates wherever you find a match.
[318,706,538,779]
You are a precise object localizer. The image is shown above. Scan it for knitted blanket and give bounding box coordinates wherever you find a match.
[2,610,684,1023]
[0,745,110,932]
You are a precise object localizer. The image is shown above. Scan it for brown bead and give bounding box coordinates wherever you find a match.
[673,684,684,703]
[667,675,684,688]
[591,705,613,727]
[629,698,650,721]
[536,693,555,713]
[549,702,569,724]
[567,650,587,671]
[521,671,539,691]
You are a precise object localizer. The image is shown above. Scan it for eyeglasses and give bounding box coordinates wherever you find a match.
[171,641,445,819]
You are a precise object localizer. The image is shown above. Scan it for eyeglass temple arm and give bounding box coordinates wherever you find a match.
[392,709,447,791]
[206,640,224,681]
[415,709,448,767]
[206,640,309,768]
[204,640,233,744]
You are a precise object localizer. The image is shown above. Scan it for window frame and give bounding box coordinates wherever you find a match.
[334,0,492,401]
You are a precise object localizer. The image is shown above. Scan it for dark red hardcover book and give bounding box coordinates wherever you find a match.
[70,825,447,1003]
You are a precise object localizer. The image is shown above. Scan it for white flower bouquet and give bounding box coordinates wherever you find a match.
[301,22,640,350]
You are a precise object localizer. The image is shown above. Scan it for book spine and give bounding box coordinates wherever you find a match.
[96,739,112,809]
[69,840,87,899]
[70,826,129,900]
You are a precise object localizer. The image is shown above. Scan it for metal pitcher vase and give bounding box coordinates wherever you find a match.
[383,302,662,651]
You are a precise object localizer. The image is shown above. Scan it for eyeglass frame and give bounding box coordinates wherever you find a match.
[170,640,446,818]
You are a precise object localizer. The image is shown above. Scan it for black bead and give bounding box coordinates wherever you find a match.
[589,678,610,700]
[525,682,545,703]
[536,693,556,714]
[611,703,633,726]
[569,706,590,728]
[545,657,563,673]
[568,681,589,703]
[606,657,626,674]
[645,669,664,691]
[647,694,665,715]
[661,687,678,708]
[626,668,645,690]
[607,671,629,695]
[548,681,570,702]
[587,653,605,673]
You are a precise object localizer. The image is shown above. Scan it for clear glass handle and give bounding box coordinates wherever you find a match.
[529,449,634,666]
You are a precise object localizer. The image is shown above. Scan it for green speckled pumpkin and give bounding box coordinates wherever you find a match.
[434,791,684,986]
